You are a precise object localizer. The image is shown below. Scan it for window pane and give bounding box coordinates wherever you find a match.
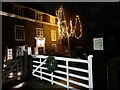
[7,48,13,60]
[36,28,43,37]
[36,13,42,20]
[15,25,25,41]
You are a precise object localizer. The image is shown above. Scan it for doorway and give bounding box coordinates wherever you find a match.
[38,47,43,55]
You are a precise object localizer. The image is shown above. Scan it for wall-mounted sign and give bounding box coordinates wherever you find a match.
[93,38,103,50]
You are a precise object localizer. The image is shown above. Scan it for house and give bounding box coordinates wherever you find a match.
[2,2,59,62]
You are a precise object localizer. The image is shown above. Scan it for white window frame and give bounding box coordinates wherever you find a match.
[15,25,25,41]
[7,48,13,60]
[51,30,56,41]
[36,28,43,38]
[28,47,32,55]
[35,12,43,21]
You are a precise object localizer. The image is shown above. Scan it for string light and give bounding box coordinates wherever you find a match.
[56,6,83,39]
[74,15,83,39]
[56,5,68,39]
[56,5,83,55]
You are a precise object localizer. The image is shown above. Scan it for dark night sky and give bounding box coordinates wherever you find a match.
[18,2,120,32]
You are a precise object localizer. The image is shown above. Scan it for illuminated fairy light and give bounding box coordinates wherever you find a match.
[17,72,22,80]
[8,72,14,78]
[74,15,83,39]
[68,19,74,37]
[3,64,7,68]
[17,72,22,76]
[56,5,83,55]
[17,77,21,80]
[56,5,68,39]
[56,6,83,39]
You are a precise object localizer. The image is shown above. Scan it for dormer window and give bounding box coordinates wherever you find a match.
[35,12,43,21]
[13,4,24,16]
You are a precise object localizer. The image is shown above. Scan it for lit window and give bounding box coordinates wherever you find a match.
[15,25,25,41]
[7,48,13,60]
[51,30,56,41]
[35,12,43,21]
[36,28,43,37]
[28,47,32,55]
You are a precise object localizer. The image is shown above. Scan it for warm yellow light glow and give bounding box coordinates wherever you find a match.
[74,15,82,39]
[56,6,83,39]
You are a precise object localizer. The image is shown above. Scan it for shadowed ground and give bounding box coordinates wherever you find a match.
[3,77,66,90]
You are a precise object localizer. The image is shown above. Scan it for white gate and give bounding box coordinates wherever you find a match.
[32,55,93,90]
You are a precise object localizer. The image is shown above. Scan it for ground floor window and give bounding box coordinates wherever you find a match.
[28,47,32,55]
[7,48,13,60]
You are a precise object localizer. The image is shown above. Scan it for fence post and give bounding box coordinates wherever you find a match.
[40,58,42,80]
[51,72,53,85]
[66,59,69,89]
[28,55,33,78]
[88,55,93,90]
[23,51,28,79]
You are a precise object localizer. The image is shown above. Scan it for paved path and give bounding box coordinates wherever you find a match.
[3,77,66,90]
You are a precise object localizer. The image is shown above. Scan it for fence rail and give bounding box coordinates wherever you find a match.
[32,55,93,90]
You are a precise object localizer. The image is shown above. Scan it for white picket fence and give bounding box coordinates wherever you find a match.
[32,55,93,90]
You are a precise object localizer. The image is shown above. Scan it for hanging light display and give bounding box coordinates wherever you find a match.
[56,5,68,39]
[74,15,83,39]
[56,5,83,40]
[56,5,83,55]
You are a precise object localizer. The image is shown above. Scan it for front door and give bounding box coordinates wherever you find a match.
[38,47,43,55]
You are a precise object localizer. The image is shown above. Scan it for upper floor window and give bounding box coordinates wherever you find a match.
[35,12,43,21]
[7,48,13,60]
[15,25,25,41]
[51,30,56,41]
[13,4,24,16]
[36,28,43,38]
